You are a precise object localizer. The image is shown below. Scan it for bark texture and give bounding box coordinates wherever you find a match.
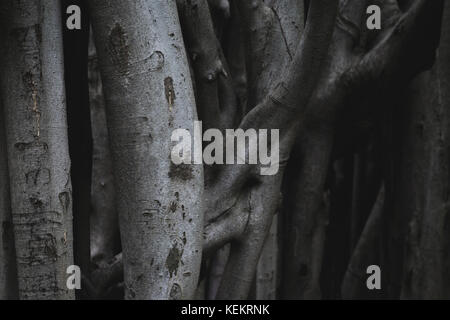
[0,102,18,299]
[0,0,448,301]
[88,0,203,299]
[401,1,450,298]
[0,0,74,299]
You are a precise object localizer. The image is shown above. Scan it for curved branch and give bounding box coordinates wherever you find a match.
[341,0,444,94]
[205,0,339,221]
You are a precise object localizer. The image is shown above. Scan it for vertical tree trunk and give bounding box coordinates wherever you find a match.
[236,0,304,300]
[401,1,450,298]
[0,0,75,299]
[255,213,279,300]
[0,102,18,299]
[281,128,334,299]
[88,31,120,267]
[341,184,384,299]
[89,0,203,299]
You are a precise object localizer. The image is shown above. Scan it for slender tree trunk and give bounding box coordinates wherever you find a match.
[0,0,74,299]
[255,213,279,299]
[0,101,18,299]
[235,0,304,300]
[237,0,303,111]
[341,184,384,299]
[206,245,229,299]
[89,0,203,299]
[88,30,120,267]
[282,128,334,299]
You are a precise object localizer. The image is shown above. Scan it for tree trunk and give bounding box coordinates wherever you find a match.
[0,0,75,299]
[0,101,18,299]
[88,0,203,299]
[401,2,450,298]
[88,29,120,268]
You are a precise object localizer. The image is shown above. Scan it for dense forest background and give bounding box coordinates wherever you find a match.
[0,0,449,300]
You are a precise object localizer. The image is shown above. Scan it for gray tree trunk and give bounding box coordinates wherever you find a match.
[401,1,450,298]
[0,0,74,299]
[88,0,203,299]
[252,0,304,300]
[0,101,18,299]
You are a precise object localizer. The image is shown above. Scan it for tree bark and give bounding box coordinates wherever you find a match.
[88,0,203,299]
[341,184,384,299]
[0,101,18,299]
[207,0,339,299]
[401,2,450,298]
[0,0,75,299]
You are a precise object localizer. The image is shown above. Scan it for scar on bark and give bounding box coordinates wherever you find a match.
[165,245,182,277]
[164,77,176,111]
[169,201,178,213]
[25,168,50,186]
[14,141,48,153]
[108,23,130,75]
[22,71,41,137]
[149,51,165,71]
[169,162,193,181]
[59,191,70,213]
[169,283,182,299]
[29,196,44,209]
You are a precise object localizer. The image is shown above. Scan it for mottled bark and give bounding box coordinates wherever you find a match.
[0,0,74,299]
[88,0,203,299]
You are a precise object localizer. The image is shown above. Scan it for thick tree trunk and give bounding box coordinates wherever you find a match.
[0,0,75,299]
[401,2,450,298]
[89,0,203,299]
